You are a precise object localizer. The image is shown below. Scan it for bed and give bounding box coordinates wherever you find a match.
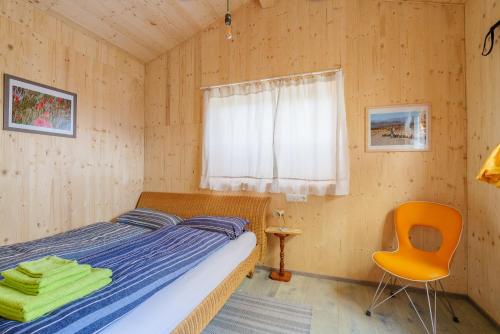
[131,192,270,334]
[128,191,270,334]
[0,192,270,334]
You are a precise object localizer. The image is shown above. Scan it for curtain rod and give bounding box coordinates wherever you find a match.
[200,67,341,90]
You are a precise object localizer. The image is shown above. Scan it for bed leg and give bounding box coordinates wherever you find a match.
[247,268,255,279]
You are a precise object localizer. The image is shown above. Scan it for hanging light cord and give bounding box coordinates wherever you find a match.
[224,0,233,40]
[225,0,231,26]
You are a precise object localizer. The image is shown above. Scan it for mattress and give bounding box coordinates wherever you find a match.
[101,231,257,334]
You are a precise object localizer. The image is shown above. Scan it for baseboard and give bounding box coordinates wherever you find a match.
[256,265,500,330]
[256,265,466,299]
[466,296,500,331]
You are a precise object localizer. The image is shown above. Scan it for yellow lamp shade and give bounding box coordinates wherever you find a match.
[476,144,500,188]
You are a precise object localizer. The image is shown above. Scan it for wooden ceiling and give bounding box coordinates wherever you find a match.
[28,0,466,64]
[29,0,249,63]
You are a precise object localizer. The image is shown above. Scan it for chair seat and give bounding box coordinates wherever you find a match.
[373,250,449,282]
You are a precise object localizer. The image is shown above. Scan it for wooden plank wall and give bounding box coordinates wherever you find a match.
[0,0,145,245]
[465,0,500,323]
[144,0,468,293]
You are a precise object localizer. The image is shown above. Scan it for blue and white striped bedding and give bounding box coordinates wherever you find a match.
[0,223,230,333]
[116,208,183,230]
[0,222,149,270]
[180,216,249,240]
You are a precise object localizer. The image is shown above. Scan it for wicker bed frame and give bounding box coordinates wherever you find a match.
[135,192,270,334]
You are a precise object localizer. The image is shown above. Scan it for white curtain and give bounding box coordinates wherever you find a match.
[273,71,349,195]
[201,70,349,196]
[201,82,278,192]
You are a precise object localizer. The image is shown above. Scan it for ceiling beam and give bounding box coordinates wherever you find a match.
[258,0,275,9]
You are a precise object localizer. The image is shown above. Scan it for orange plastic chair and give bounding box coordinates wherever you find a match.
[366,201,463,334]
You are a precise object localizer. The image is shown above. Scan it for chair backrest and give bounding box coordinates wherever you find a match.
[395,201,462,267]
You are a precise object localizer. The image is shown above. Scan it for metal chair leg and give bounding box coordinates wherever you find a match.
[367,275,439,334]
[425,283,437,334]
[438,280,460,323]
[366,272,388,316]
[390,277,399,297]
[366,273,408,316]
[404,283,438,334]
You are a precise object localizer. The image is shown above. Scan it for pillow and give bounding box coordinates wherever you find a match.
[116,208,183,230]
[180,216,249,240]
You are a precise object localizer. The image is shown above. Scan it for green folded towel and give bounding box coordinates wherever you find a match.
[1,264,91,288]
[0,265,91,295]
[0,268,112,322]
[0,277,111,322]
[16,256,77,278]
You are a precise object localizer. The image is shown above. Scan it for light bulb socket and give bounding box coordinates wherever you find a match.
[225,13,232,26]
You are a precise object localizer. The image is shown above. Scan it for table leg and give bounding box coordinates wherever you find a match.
[269,233,292,282]
[279,234,286,276]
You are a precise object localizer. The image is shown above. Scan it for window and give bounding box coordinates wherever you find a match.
[201,70,349,196]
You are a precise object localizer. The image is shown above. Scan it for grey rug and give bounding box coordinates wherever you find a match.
[202,292,312,334]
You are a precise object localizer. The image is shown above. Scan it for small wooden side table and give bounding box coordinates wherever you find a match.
[265,226,302,282]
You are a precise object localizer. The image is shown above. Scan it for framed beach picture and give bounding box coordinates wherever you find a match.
[366,104,430,152]
[3,74,77,138]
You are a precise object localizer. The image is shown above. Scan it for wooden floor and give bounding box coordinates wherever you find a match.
[237,269,498,334]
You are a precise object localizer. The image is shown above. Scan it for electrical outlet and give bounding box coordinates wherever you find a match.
[285,194,307,202]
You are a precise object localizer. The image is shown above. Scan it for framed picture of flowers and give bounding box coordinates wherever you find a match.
[3,74,77,138]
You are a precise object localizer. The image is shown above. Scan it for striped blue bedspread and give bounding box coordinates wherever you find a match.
[0,223,149,270]
[0,224,230,333]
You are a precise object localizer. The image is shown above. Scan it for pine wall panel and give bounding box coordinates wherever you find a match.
[0,0,144,245]
[144,0,468,293]
[465,0,500,323]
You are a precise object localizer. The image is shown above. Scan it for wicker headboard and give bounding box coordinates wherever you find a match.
[136,192,270,260]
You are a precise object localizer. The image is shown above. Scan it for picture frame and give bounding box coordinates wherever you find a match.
[3,74,77,138]
[366,104,430,152]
